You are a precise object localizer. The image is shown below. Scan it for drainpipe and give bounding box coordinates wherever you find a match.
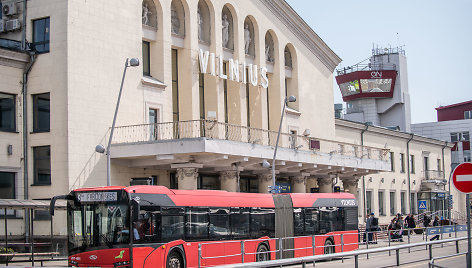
[361,123,369,221]
[406,133,414,214]
[21,0,27,50]
[442,142,450,222]
[22,41,37,242]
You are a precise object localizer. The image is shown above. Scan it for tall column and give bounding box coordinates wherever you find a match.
[306,176,318,193]
[220,171,238,192]
[342,177,360,200]
[291,176,306,193]
[317,177,333,193]
[176,168,199,190]
[258,173,272,193]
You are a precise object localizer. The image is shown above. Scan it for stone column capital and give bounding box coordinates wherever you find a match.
[342,177,360,189]
[258,173,273,182]
[219,170,237,181]
[291,176,306,185]
[177,167,198,181]
[317,177,333,187]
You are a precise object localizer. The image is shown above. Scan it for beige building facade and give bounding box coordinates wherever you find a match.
[0,0,461,240]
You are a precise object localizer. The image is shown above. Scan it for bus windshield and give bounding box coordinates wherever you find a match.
[68,202,129,254]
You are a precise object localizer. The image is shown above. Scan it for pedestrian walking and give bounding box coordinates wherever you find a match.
[430,216,440,241]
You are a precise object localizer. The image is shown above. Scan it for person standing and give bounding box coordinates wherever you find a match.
[370,212,379,244]
[430,216,440,241]
[364,213,371,243]
[365,213,374,243]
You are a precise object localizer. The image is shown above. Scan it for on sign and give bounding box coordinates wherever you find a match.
[452,162,472,193]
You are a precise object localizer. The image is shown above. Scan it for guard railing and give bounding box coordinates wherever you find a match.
[197,225,468,268]
[215,236,467,268]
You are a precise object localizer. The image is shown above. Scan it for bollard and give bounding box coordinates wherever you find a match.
[456,240,460,253]
[198,244,202,268]
[441,229,444,248]
[312,235,315,256]
[366,231,369,259]
[408,228,411,253]
[425,227,429,250]
[355,255,359,268]
[312,235,316,267]
[429,244,432,260]
[388,230,391,256]
[341,234,344,263]
[396,249,400,266]
[241,240,245,263]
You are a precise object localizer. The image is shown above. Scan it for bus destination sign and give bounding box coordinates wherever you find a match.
[77,192,118,202]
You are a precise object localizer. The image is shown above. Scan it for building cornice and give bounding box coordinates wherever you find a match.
[335,119,453,148]
[0,48,29,69]
[260,0,342,72]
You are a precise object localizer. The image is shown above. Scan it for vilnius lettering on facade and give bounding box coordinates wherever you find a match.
[199,49,269,89]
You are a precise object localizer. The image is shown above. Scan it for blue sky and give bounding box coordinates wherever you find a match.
[285,0,471,123]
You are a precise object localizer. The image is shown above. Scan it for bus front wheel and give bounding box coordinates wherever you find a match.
[256,244,270,262]
[167,250,184,268]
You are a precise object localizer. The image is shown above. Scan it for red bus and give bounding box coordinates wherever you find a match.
[50,185,358,267]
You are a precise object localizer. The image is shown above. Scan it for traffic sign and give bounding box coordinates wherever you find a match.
[452,162,472,193]
[418,200,427,210]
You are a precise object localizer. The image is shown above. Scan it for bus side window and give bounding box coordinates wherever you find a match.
[250,208,275,238]
[161,207,185,243]
[343,207,358,230]
[209,208,230,240]
[186,207,209,241]
[293,208,304,236]
[231,207,250,239]
[304,208,319,235]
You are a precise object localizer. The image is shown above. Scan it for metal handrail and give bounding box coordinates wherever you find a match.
[197,225,467,267]
[214,236,467,268]
[429,252,467,268]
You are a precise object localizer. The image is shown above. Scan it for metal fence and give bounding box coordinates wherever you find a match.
[112,120,389,161]
[197,225,468,268]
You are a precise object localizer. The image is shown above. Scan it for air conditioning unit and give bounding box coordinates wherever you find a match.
[2,3,18,16]
[5,19,20,31]
[0,20,5,33]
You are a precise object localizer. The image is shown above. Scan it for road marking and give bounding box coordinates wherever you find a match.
[456,175,472,182]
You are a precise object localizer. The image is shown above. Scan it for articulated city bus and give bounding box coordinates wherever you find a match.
[50,186,358,267]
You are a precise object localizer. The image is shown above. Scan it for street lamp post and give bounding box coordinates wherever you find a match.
[97,58,139,186]
[270,95,296,193]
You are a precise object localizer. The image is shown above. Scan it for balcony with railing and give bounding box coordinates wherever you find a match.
[420,170,447,191]
[112,119,389,162]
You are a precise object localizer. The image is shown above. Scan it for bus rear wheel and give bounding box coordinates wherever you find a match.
[324,239,335,255]
[167,250,184,268]
[256,244,270,262]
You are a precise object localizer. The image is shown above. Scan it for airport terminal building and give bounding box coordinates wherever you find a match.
[0,0,461,240]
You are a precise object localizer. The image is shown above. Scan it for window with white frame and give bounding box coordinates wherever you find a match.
[450,131,470,142]
[378,191,385,216]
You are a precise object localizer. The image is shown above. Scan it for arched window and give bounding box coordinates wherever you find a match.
[197,0,211,44]
[221,6,234,50]
[171,0,185,36]
[264,32,274,63]
[243,17,255,57]
[142,0,158,29]
[284,44,298,110]
[284,46,292,69]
